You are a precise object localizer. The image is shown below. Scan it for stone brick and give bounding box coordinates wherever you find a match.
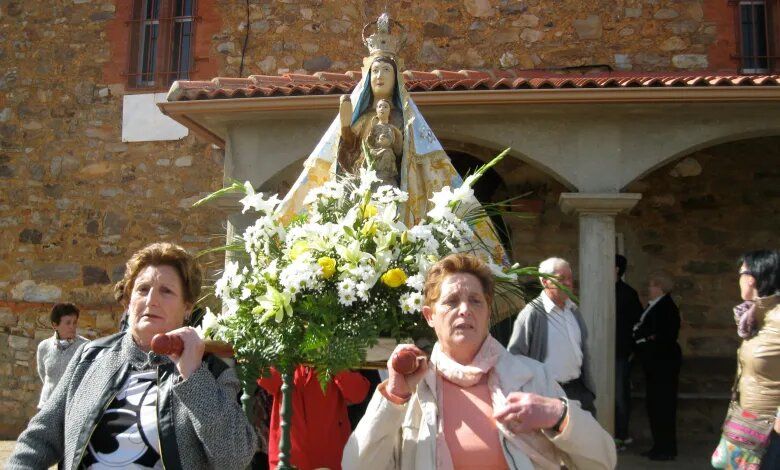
[11,280,62,302]
[419,40,444,64]
[82,266,110,286]
[7,335,29,350]
[217,42,235,54]
[464,0,495,18]
[653,8,679,20]
[31,263,80,281]
[18,228,43,244]
[105,143,128,153]
[103,211,127,236]
[0,309,16,328]
[573,15,602,40]
[512,14,539,28]
[423,22,453,38]
[672,54,708,69]
[660,36,687,52]
[624,7,642,18]
[669,156,702,177]
[111,264,126,282]
[302,55,332,72]
[520,29,542,43]
[493,29,520,44]
[665,20,699,35]
[0,155,14,178]
[614,54,632,70]
[499,51,519,68]
[251,20,270,33]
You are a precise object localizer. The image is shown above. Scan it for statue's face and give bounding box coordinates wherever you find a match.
[370,60,395,98]
[376,100,390,120]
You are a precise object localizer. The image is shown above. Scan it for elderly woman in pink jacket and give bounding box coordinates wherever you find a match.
[342,253,616,469]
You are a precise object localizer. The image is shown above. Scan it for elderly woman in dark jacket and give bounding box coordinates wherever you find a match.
[8,242,257,470]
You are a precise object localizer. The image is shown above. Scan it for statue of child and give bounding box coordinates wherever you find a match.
[365,98,402,186]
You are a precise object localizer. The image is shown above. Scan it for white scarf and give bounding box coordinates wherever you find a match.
[429,336,561,470]
[430,335,503,387]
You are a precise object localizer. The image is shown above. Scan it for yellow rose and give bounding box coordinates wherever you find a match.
[363,204,378,218]
[289,240,309,261]
[381,268,407,288]
[317,256,336,279]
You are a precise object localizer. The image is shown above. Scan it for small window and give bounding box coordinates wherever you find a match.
[128,0,197,89]
[735,0,774,73]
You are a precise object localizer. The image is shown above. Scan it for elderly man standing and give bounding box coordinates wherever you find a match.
[508,257,596,416]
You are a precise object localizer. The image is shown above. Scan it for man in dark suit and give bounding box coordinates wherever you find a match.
[614,255,642,450]
[633,272,681,461]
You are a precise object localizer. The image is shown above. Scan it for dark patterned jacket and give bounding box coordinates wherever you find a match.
[8,332,257,470]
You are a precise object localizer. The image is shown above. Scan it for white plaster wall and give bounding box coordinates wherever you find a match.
[122,93,189,142]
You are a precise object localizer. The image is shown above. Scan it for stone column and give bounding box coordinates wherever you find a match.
[559,193,641,433]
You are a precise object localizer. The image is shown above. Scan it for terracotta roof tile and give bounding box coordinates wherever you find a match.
[165,69,780,101]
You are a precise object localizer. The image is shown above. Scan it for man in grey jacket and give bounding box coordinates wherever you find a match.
[507,257,596,416]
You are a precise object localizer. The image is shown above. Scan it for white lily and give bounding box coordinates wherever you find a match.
[215,260,241,298]
[240,181,281,215]
[195,307,220,338]
[336,239,375,267]
[256,285,293,324]
[427,186,456,220]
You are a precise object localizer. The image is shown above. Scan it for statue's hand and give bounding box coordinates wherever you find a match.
[339,95,353,129]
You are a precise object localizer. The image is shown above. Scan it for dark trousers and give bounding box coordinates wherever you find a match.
[561,376,596,418]
[640,344,681,455]
[615,355,632,440]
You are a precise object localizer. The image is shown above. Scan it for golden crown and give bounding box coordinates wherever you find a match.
[362,13,407,58]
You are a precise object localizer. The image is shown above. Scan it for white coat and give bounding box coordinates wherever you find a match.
[342,348,616,469]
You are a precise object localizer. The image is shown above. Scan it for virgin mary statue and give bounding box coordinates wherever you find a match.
[277,14,506,263]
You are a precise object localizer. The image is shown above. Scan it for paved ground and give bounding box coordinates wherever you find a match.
[1,439,715,469]
[616,438,714,469]
[1,440,15,466]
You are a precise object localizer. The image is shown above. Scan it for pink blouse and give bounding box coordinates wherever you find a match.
[441,375,508,470]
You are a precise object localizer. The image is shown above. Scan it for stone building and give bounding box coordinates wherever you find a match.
[1,0,778,442]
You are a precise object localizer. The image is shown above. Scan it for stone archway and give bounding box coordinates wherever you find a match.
[616,135,780,444]
[622,129,780,191]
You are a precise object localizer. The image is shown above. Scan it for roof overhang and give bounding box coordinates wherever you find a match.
[158,86,780,148]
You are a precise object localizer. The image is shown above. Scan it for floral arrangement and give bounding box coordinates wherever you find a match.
[199,152,524,387]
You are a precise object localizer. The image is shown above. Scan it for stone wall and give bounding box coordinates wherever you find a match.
[214,0,737,76]
[0,0,227,437]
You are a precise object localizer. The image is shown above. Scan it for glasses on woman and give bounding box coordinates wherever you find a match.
[739,270,754,277]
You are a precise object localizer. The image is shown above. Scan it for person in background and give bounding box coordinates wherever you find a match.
[633,272,681,461]
[717,250,780,469]
[614,255,643,450]
[8,242,256,469]
[259,365,370,470]
[508,257,596,416]
[36,303,88,409]
[343,253,615,469]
